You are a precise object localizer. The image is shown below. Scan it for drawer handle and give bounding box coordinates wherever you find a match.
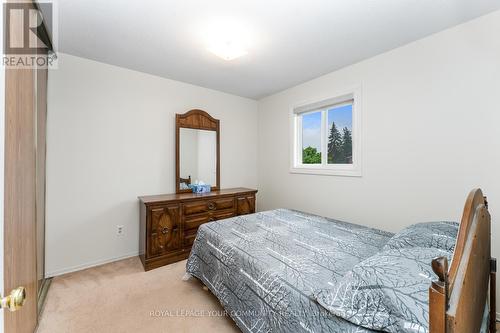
[208,217,215,222]
[161,227,169,235]
[207,202,216,210]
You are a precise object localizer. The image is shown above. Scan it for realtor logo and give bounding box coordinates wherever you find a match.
[3,0,57,68]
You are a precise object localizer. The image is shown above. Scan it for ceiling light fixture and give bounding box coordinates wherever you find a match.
[207,40,248,61]
[201,18,253,61]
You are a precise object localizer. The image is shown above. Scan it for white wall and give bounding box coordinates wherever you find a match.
[258,10,500,304]
[46,53,259,276]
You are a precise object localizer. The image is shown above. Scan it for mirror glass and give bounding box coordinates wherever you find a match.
[179,128,217,190]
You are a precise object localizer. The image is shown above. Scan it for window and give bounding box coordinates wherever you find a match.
[301,111,322,164]
[291,90,361,176]
[327,104,353,164]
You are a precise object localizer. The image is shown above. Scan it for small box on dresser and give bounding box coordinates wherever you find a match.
[138,187,257,271]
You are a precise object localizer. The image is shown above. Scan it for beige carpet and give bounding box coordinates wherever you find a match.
[37,257,240,333]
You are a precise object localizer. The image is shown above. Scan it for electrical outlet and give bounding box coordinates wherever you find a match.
[116,225,124,236]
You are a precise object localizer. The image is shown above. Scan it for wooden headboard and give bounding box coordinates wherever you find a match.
[429,188,496,333]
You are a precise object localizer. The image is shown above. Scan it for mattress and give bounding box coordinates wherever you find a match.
[185,208,394,333]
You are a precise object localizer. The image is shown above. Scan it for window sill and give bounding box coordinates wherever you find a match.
[289,166,362,177]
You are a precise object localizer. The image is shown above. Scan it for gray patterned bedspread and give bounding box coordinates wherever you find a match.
[185,209,394,333]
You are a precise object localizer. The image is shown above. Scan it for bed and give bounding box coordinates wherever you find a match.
[185,189,496,333]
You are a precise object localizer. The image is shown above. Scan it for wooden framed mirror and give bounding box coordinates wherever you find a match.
[176,109,220,193]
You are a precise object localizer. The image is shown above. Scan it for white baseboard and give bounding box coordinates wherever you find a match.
[45,251,139,278]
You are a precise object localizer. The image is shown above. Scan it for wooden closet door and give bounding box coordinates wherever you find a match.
[4,1,44,332]
[4,65,38,333]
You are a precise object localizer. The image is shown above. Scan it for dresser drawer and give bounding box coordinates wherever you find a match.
[184,209,237,231]
[183,209,236,247]
[183,209,235,247]
[183,197,235,216]
[184,214,210,231]
[213,209,236,221]
[182,201,207,215]
[211,197,235,210]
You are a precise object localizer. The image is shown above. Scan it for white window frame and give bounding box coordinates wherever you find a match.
[290,87,362,177]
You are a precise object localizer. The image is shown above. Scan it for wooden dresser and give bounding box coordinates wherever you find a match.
[138,188,257,271]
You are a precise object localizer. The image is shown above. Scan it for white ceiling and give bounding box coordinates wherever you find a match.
[55,0,500,99]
